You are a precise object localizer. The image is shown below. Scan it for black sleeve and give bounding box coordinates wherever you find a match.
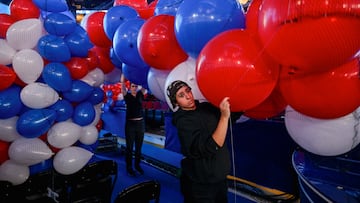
[230,111,244,122]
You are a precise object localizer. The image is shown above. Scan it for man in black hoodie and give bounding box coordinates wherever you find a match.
[167,80,231,203]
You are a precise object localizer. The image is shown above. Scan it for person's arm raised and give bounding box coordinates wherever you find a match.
[120,74,127,96]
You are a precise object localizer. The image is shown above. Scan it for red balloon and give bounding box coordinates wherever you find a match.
[196,29,279,111]
[0,65,16,90]
[0,140,10,164]
[86,12,112,48]
[95,119,103,131]
[13,73,27,87]
[245,0,262,36]
[63,57,90,79]
[0,14,15,38]
[137,7,155,20]
[114,0,148,8]
[9,0,40,20]
[85,49,100,71]
[90,46,115,74]
[279,58,360,119]
[244,83,287,120]
[38,133,47,141]
[138,14,188,70]
[258,0,360,74]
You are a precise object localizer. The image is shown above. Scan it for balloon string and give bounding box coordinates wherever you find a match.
[229,116,237,203]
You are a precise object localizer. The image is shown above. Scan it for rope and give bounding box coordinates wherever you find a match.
[229,116,237,203]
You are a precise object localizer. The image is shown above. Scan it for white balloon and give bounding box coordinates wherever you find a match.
[104,67,121,83]
[0,160,30,185]
[53,146,93,175]
[20,82,59,109]
[79,125,99,145]
[90,104,102,126]
[0,116,22,142]
[80,68,105,87]
[0,39,16,65]
[8,137,54,166]
[13,49,44,84]
[285,105,360,156]
[6,18,43,50]
[47,121,82,149]
[164,57,207,111]
[147,68,170,102]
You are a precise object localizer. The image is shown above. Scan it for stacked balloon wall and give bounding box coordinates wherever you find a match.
[0,0,360,185]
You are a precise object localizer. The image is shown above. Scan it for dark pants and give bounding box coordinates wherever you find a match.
[125,119,145,169]
[181,174,228,203]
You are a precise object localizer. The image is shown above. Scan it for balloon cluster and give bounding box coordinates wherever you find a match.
[113,0,360,157]
[102,82,124,112]
[0,0,114,185]
[0,0,359,185]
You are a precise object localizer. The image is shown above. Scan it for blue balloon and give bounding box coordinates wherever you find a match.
[102,103,111,112]
[17,109,57,138]
[106,90,113,98]
[175,0,246,58]
[103,5,139,40]
[41,10,76,22]
[64,25,94,57]
[112,18,148,68]
[48,99,74,122]
[29,158,53,175]
[32,0,68,12]
[72,102,95,126]
[155,0,184,16]
[76,140,98,153]
[0,85,23,119]
[42,63,72,92]
[122,63,149,88]
[44,12,77,36]
[62,80,94,103]
[88,87,105,105]
[37,34,71,62]
[106,98,114,107]
[110,48,123,69]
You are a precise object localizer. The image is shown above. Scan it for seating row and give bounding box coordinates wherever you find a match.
[0,160,117,203]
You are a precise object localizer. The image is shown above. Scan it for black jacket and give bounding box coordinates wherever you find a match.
[172,101,231,183]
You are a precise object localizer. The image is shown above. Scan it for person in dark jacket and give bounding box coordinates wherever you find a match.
[167,80,231,203]
[121,74,147,176]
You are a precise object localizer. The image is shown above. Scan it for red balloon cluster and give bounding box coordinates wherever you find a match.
[279,58,360,119]
[102,83,123,102]
[257,0,360,74]
[237,0,360,119]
